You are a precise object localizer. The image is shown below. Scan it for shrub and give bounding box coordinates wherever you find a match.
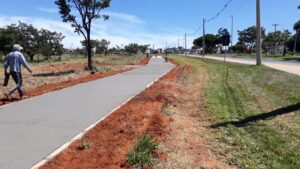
[128,135,158,169]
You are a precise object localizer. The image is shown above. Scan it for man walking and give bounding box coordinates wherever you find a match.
[4,44,32,100]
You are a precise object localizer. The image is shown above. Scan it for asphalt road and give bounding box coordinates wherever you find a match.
[188,55,300,76]
[0,57,174,169]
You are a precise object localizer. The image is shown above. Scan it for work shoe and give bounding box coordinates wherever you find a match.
[4,93,12,101]
[20,96,28,100]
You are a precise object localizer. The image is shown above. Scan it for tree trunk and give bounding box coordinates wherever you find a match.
[87,32,93,71]
[248,46,252,55]
[30,54,34,61]
[294,30,299,54]
[283,43,287,56]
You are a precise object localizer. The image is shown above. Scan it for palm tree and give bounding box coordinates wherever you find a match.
[293,20,300,53]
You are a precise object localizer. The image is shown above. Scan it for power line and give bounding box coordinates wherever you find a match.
[206,0,234,23]
[231,0,250,16]
[187,0,234,37]
[186,25,202,36]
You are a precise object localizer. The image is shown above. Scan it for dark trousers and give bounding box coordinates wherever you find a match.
[9,71,23,97]
[3,72,10,86]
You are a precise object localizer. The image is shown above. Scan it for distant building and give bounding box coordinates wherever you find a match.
[163,48,174,54]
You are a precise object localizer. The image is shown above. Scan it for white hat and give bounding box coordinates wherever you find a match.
[13,44,23,51]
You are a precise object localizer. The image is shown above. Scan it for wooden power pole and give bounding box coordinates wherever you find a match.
[202,18,206,57]
[256,0,262,65]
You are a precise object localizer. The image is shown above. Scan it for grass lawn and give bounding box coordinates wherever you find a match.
[212,53,300,62]
[172,55,300,169]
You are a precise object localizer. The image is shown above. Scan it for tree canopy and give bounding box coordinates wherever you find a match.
[193,34,218,54]
[294,20,300,31]
[124,43,139,55]
[0,22,64,61]
[238,26,266,47]
[264,30,291,44]
[96,39,110,55]
[216,28,230,46]
[55,0,111,70]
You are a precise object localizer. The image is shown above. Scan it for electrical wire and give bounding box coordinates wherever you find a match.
[187,26,202,36]
[186,0,236,36]
[231,0,250,16]
[206,0,234,23]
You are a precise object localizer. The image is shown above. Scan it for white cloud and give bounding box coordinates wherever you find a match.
[37,7,57,13]
[104,11,146,24]
[0,13,193,49]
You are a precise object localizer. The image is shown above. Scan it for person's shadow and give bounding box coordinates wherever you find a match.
[211,102,300,128]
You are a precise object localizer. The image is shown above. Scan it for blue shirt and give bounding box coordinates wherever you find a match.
[4,51,31,73]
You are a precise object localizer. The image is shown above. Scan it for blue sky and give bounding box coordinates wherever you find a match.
[0,0,299,49]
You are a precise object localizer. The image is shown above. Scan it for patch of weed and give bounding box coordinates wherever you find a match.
[128,135,158,169]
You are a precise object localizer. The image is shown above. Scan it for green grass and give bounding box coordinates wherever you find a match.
[171,55,300,169]
[128,135,158,168]
[0,53,145,67]
[99,55,145,65]
[212,53,300,62]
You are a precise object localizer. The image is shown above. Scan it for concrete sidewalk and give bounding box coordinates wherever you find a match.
[188,55,300,76]
[0,58,174,169]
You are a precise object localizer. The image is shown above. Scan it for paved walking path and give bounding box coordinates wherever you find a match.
[0,58,174,169]
[188,55,300,76]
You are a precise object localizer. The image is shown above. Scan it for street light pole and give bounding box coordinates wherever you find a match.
[202,18,206,57]
[184,33,187,55]
[256,0,262,65]
[231,16,234,47]
[272,24,279,32]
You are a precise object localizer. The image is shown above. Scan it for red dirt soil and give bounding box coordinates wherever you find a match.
[39,66,183,169]
[0,57,149,106]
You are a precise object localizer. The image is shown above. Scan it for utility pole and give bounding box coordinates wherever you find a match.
[256,0,262,65]
[272,24,280,32]
[231,16,234,47]
[178,38,180,48]
[184,33,187,55]
[202,18,206,57]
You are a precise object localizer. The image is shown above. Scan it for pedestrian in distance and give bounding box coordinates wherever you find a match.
[3,44,32,101]
[165,56,169,62]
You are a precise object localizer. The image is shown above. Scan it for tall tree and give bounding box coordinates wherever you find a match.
[0,22,64,61]
[16,22,40,61]
[217,28,231,46]
[55,0,111,70]
[81,39,98,51]
[96,39,110,55]
[216,28,230,53]
[238,26,265,54]
[124,43,139,55]
[37,29,65,60]
[293,20,300,53]
[138,45,149,54]
[193,34,218,54]
[264,30,291,55]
